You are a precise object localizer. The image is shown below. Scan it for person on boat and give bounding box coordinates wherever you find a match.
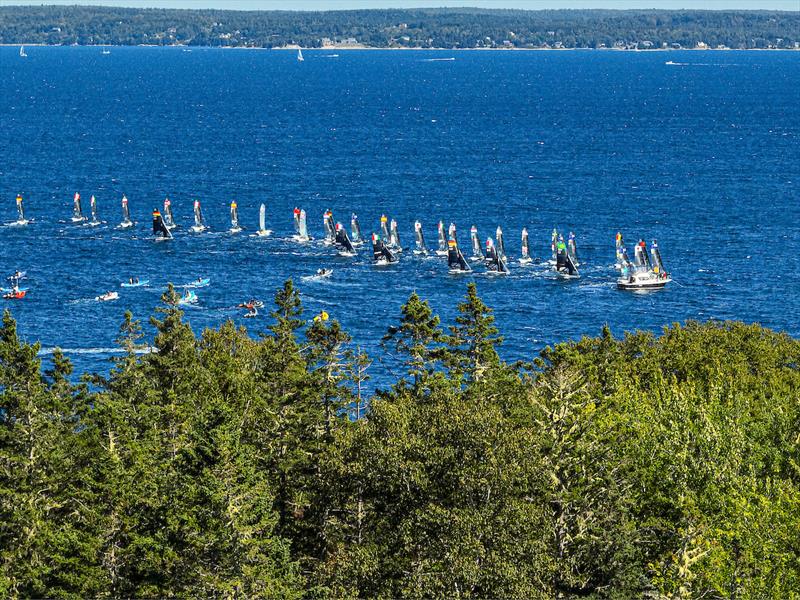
[316,268,330,277]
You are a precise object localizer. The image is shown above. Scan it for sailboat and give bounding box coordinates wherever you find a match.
[519,228,532,265]
[102,47,111,55]
[495,226,507,260]
[255,203,272,237]
[297,48,304,62]
[229,201,242,234]
[550,228,559,263]
[615,232,625,269]
[447,239,472,274]
[88,195,101,226]
[372,233,398,266]
[293,207,310,241]
[152,208,173,240]
[484,238,509,275]
[555,238,579,278]
[436,221,448,256]
[118,195,134,228]
[323,210,335,244]
[448,223,458,247]
[567,232,579,266]
[19,46,27,58]
[380,215,391,243]
[71,192,87,223]
[389,219,402,252]
[334,223,357,256]
[190,200,207,233]
[413,221,428,255]
[470,226,483,261]
[350,213,363,245]
[163,198,176,229]
[617,239,671,290]
[11,194,30,226]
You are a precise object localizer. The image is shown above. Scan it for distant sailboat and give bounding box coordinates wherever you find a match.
[334,223,357,256]
[293,207,310,241]
[519,228,532,265]
[88,195,101,226]
[389,219,402,252]
[448,223,458,248]
[350,213,363,245]
[190,200,207,233]
[372,233,398,266]
[102,47,111,55]
[163,198,176,229]
[470,226,483,261]
[484,238,509,274]
[255,203,271,237]
[297,48,304,62]
[436,221,448,256]
[229,201,242,234]
[555,237,579,278]
[413,221,428,255]
[496,226,507,260]
[380,215,391,243]
[567,232,579,266]
[119,195,134,228]
[12,194,30,226]
[71,192,87,223]
[19,46,27,58]
[447,239,472,274]
[152,208,173,240]
[323,210,336,243]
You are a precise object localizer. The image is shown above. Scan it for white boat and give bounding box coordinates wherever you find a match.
[163,198,176,229]
[519,227,532,265]
[178,289,198,305]
[350,213,364,246]
[119,194,134,228]
[71,192,87,223]
[617,240,671,290]
[413,221,428,255]
[297,48,304,62]
[293,207,310,241]
[470,226,483,262]
[87,195,101,226]
[229,201,242,234]
[11,194,30,226]
[102,47,111,55]
[255,203,272,237]
[436,221,448,256]
[96,291,119,302]
[19,46,27,58]
[190,200,207,233]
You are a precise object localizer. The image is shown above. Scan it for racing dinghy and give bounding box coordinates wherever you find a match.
[555,240,579,278]
[11,194,30,226]
[470,226,483,261]
[229,201,242,234]
[152,209,173,239]
[380,215,391,243]
[413,221,428,255]
[190,200,207,233]
[163,198,176,229]
[567,232,579,266]
[334,222,357,256]
[448,223,458,247]
[550,228,559,263]
[88,195,101,226]
[71,192,87,223]
[389,219,402,252]
[372,233,398,266]
[496,226,507,260]
[351,213,364,245]
[436,221,448,256]
[519,228,532,265]
[119,195,134,228]
[293,208,310,241]
[447,239,472,274]
[617,239,671,291]
[323,210,336,244]
[484,238,509,275]
[255,203,272,237]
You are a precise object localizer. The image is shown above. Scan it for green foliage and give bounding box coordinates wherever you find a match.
[0,6,797,49]
[1,288,799,598]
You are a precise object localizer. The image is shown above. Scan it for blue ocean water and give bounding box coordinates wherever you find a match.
[1,47,798,383]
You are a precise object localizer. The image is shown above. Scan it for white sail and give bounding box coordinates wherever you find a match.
[437,221,447,255]
[414,221,427,255]
[72,192,86,222]
[470,226,482,260]
[259,203,266,231]
[389,219,401,250]
[299,209,308,239]
[297,48,304,61]
[496,226,506,259]
[519,228,532,264]
[16,194,25,222]
[89,195,99,224]
[230,201,242,233]
[191,200,206,232]
[163,198,175,229]
[19,46,27,58]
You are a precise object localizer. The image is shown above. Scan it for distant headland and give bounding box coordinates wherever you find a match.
[1,6,799,51]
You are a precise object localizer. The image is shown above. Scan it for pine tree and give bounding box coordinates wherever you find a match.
[448,282,503,382]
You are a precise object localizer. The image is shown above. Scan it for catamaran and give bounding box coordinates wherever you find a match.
[334,223,357,256]
[617,239,671,290]
[118,195,134,228]
[447,239,472,274]
[519,228,532,265]
[162,198,176,229]
[88,195,101,226]
[255,203,271,237]
[413,221,428,255]
[11,194,30,226]
[71,192,87,223]
[484,238,509,275]
[229,201,242,234]
[152,209,173,240]
[372,233,398,266]
[190,200,207,233]
[436,221,448,256]
[350,213,363,245]
[297,48,304,62]
[293,207,310,241]
[323,210,336,244]
[470,226,483,261]
[389,218,402,251]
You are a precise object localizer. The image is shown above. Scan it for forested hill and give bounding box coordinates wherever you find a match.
[1,5,799,49]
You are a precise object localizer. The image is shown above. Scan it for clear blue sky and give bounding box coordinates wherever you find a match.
[6,0,800,10]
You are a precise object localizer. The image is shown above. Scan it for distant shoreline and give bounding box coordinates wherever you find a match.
[5,44,800,52]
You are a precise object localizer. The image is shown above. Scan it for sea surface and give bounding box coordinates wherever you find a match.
[1,47,798,384]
